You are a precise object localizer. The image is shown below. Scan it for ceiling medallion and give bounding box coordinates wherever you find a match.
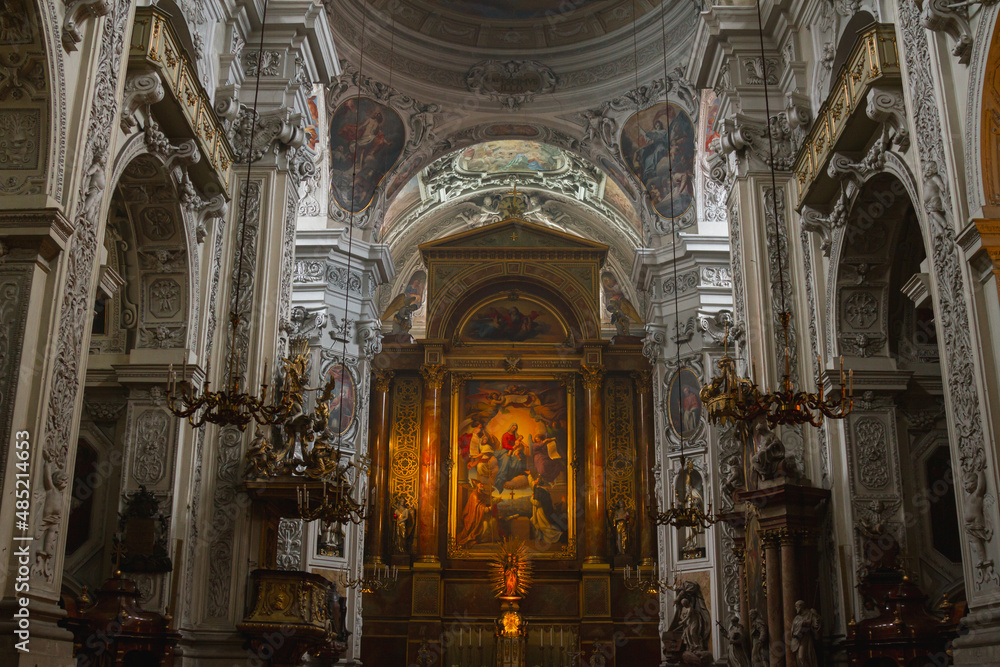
[465,59,558,111]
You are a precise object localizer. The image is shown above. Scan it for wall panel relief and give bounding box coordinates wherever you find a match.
[131,409,171,486]
[0,265,32,498]
[853,417,890,491]
[900,0,999,591]
[207,179,262,619]
[34,0,130,588]
[0,0,49,196]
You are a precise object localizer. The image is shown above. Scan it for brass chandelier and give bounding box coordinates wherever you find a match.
[166,17,278,431]
[701,0,853,429]
[340,562,399,595]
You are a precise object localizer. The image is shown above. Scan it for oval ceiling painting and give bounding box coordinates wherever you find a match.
[329,98,405,213]
[325,364,357,436]
[457,140,564,174]
[620,102,696,219]
[424,0,602,20]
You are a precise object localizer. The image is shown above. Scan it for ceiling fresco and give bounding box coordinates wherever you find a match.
[457,141,566,174]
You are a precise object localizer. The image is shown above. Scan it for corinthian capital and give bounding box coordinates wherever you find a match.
[420,364,446,390]
[580,364,605,391]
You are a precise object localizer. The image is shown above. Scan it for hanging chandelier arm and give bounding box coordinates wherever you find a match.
[659,1,687,464]
[755,0,790,340]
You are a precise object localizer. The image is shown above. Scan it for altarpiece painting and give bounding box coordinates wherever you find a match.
[448,378,575,558]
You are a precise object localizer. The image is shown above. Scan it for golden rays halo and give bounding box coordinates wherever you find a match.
[490,539,534,600]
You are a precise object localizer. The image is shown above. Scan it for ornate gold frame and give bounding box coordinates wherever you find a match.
[447,373,577,560]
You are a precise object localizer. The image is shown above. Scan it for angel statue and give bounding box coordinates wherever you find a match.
[381,270,426,335]
[601,271,642,337]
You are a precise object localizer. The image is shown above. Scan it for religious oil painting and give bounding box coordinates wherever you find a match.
[329,98,405,213]
[449,378,575,558]
[667,367,702,439]
[459,296,566,344]
[620,102,696,219]
[457,140,564,174]
[325,364,356,436]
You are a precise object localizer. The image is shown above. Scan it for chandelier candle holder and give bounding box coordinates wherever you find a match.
[166,317,289,430]
[294,478,367,525]
[649,459,716,530]
[340,562,399,595]
[700,324,765,427]
[622,564,676,596]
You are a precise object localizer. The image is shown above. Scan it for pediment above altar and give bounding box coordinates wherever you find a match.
[419,217,609,255]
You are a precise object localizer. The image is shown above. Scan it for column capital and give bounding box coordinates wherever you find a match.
[372,368,394,393]
[420,363,446,389]
[580,364,605,391]
[630,368,653,391]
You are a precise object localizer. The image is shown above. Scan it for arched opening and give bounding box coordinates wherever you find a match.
[834,172,965,606]
[64,151,195,603]
[377,139,645,339]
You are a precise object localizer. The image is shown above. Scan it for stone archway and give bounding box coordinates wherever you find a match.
[829,171,965,605]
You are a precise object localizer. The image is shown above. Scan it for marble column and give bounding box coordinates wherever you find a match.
[764,532,784,667]
[367,369,394,564]
[417,364,445,563]
[632,369,656,566]
[581,364,606,565]
[780,532,798,666]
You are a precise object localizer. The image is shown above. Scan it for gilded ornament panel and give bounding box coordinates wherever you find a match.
[603,377,636,514]
[389,375,421,508]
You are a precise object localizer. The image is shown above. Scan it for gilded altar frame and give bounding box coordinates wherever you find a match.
[447,373,577,560]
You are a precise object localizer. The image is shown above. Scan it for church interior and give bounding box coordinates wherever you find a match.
[2,0,1000,665]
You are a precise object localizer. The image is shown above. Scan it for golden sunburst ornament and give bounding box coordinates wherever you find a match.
[490,539,533,600]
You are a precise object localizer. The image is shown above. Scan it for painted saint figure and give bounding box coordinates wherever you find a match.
[529,474,564,545]
[457,479,496,547]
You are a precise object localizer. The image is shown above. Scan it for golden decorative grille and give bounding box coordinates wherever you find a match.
[389,375,421,507]
[604,377,636,512]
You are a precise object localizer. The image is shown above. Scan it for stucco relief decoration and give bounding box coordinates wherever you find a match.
[844,291,878,330]
[132,410,169,485]
[140,207,174,241]
[275,518,303,570]
[900,0,998,589]
[207,180,261,617]
[854,417,889,490]
[465,59,558,111]
[243,50,282,77]
[36,0,130,587]
[139,325,185,348]
[149,278,181,318]
[0,110,40,169]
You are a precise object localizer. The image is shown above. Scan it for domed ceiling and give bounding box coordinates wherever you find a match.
[325,0,697,111]
[415,0,605,21]
[368,0,657,49]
